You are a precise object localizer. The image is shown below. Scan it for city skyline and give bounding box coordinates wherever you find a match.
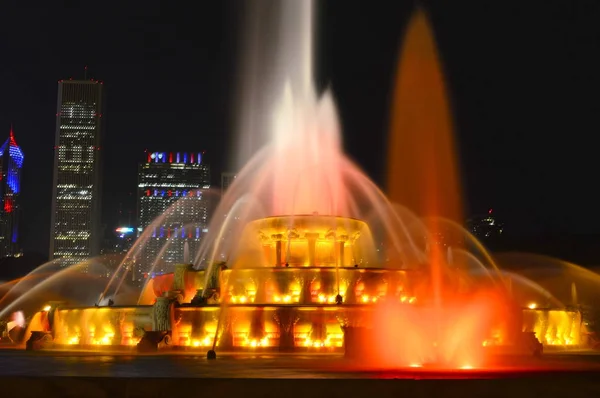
[1,1,599,262]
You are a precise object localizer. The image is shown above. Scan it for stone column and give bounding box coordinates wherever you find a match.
[306,233,319,266]
[173,263,192,292]
[152,297,173,331]
[272,234,283,266]
[275,308,298,352]
[337,235,348,267]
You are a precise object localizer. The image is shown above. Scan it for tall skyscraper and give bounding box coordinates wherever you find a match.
[0,127,24,257]
[136,151,210,281]
[49,79,104,267]
[221,172,237,196]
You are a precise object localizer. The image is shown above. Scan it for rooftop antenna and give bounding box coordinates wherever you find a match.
[84,65,88,80]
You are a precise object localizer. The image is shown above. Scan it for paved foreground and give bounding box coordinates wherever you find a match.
[0,351,599,397]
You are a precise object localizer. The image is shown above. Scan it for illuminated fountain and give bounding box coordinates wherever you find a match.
[0,2,590,367]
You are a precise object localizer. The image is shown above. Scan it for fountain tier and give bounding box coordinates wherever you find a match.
[18,215,584,355]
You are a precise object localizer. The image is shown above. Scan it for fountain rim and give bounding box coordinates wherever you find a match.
[49,303,576,313]
[245,214,369,225]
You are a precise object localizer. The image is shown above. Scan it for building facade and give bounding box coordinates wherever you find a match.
[135,151,210,281]
[49,79,104,268]
[0,128,24,257]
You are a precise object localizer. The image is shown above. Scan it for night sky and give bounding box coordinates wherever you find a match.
[1,0,599,258]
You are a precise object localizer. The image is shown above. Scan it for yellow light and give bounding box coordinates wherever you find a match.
[250,340,257,347]
[361,295,369,303]
[409,297,416,304]
[409,363,422,368]
[231,296,237,303]
[274,295,281,303]
[460,365,474,370]
[192,340,200,347]
[42,305,52,312]
[283,295,291,303]
[400,296,407,303]
[239,296,247,303]
[68,336,79,345]
[528,303,537,309]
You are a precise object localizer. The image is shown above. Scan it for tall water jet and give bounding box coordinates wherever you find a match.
[183,241,190,264]
[385,10,466,337]
[387,9,463,224]
[233,0,314,169]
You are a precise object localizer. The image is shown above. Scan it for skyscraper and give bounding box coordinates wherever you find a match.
[0,127,24,257]
[221,172,237,196]
[49,79,104,267]
[135,151,210,281]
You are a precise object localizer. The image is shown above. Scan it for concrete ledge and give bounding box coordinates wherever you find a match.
[2,375,600,398]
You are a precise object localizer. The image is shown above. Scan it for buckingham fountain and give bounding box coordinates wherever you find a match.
[0,3,591,368]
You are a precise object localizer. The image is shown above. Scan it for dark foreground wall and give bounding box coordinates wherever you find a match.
[2,375,600,398]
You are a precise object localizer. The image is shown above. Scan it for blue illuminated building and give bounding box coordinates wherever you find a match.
[0,127,24,257]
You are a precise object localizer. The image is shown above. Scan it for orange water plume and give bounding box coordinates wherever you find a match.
[387,9,463,224]
[371,291,509,369]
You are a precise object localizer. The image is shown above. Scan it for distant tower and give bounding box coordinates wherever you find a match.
[0,127,24,257]
[466,208,504,240]
[135,151,210,281]
[221,172,237,196]
[49,78,104,268]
